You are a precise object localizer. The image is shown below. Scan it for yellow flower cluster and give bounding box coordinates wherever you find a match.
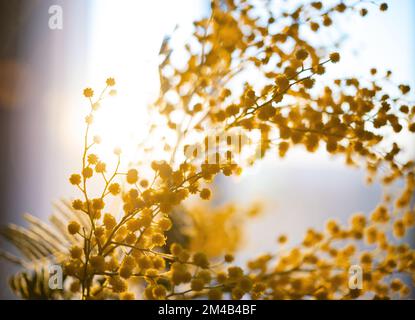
[60,0,415,300]
[4,0,414,301]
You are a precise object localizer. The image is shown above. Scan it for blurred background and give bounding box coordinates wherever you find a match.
[0,0,414,299]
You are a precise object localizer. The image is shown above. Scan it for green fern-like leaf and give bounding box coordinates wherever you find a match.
[0,200,87,299]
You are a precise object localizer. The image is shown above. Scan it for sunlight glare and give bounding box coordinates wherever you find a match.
[84,0,204,166]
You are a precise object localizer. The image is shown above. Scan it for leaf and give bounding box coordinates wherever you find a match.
[0,199,85,267]
[9,268,65,300]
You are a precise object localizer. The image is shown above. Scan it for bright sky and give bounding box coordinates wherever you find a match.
[83,0,206,163]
